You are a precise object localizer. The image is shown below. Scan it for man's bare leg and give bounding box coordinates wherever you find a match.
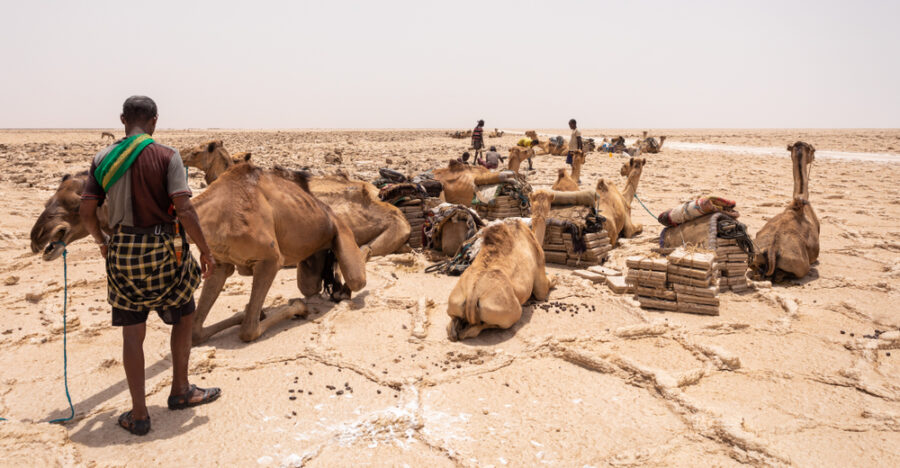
[122,323,148,420]
[170,312,193,397]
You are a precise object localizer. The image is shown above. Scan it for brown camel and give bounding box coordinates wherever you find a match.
[446,218,554,341]
[190,163,366,343]
[507,146,534,173]
[30,173,112,260]
[550,151,586,190]
[433,159,510,207]
[592,157,646,246]
[101,131,115,141]
[637,136,667,154]
[29,164,367,343]
[536,138,569,156]
[488,128,505,138]
[180,141,410,259]
[749,142,820,281]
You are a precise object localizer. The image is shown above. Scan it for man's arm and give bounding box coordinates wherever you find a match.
[79,198,109,257]
[576,135,583,151]
[173,195,215,278]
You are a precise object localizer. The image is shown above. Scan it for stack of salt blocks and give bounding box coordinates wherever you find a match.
[715,238,750,292]
[398,199,425,249]
[543,227,611,267]
[668,248,720,315]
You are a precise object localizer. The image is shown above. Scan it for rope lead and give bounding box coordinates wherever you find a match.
[48,242,75,424]
[634,193,657,219]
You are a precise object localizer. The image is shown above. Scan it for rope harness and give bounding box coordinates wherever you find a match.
[634,193,657,219]
[2,241,75,424]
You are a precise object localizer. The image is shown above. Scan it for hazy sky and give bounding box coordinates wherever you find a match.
[1,0,898,128]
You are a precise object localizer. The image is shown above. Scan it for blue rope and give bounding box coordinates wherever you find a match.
[48,242,74,424]
[634,193,657,219]
[0,242,74,423]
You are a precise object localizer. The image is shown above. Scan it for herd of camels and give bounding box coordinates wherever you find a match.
[29,132,820,342]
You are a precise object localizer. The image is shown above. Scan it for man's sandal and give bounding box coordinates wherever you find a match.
[167,384,221,410]
[118,411,151,436]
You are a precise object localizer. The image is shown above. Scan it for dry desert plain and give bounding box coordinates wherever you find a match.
[1,128,900,467]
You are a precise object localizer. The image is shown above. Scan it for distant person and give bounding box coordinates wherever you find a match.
[458,151,472,165]
[567,118,582,166]
[482,146,504,169]
[79,95,220,436]
[472,120,485,161]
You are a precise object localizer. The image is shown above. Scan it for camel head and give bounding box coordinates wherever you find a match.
[231,152,252,165]
[620,157,647,177]
[180,140,231,183]
[529,190,554,221]
[787,141,815,202]
[525,130,538,140]
[30,173,90,261]
[595,178,610,194]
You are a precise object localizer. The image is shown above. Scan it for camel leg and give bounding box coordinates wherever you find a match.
[191,263,236,345]
[362,221,410,259]
[238,258,281,342]
[532,267,554,302]
[332,220,367,291]
[459,322,497,340]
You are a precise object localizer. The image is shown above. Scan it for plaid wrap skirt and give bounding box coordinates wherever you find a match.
[106,232,201,312]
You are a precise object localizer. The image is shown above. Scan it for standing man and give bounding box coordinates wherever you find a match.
[79,96,220,436]
[471,119,485,162]
[567,118,583,166]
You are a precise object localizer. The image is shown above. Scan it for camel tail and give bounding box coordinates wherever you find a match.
[464,273,494,325]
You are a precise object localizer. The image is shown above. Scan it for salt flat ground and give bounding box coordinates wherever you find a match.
[1,129,899,467]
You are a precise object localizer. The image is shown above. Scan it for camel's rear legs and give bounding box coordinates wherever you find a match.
[192,263,238,345]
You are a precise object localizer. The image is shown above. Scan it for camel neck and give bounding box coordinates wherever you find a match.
[622,170,642,201]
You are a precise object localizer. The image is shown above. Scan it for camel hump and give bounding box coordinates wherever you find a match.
[273,165,311,192]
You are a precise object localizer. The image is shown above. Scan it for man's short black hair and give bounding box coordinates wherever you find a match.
[477,120,484,127]
[489,146,496,151]
[122,95,158,123]
[462,152,470,161]
[569,119,577,126]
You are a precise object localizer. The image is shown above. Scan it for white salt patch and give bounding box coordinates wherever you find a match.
[257,455,273,465]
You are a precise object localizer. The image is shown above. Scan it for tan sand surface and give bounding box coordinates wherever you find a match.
[1,129,899,467]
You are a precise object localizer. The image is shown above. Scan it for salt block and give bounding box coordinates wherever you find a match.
[626,256,668,271]
[676,302,720,316]
[573,270,605,283]
[676,293,720,306]
[606,275,632,294]
[673,283,719,297]
[636,286,676,301]
[637,296,678,311]
[587,265,621,277]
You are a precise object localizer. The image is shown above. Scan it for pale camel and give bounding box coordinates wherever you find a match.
[433,159,510,207]
[446,218,554,341]
[636,136,667,154]
[30,172,112,261]
[179,141,410,259]
[749,141,820,281]
[488,128,505,138]
[592,157,647,246]
[190,163,366,343]
[550,150,585,190]
[537,138,569,156]
[101,131,115,141]
[507,146,534,173]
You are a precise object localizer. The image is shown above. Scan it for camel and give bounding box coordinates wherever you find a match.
[507,146,534,173]
[537,137,568,156]
[179,140,410,259]
[30,173,112,261]
[593,157,647,246]
[29,164,367,343]
[446,217,554,341]
[749,142,820,281]
[449,130,472,139]
[433,159,511,207]
[101,131,115,141]
[488,128,505,138]
[190,163,366,343]
[637,136,667,154]
[550,151,586,190]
